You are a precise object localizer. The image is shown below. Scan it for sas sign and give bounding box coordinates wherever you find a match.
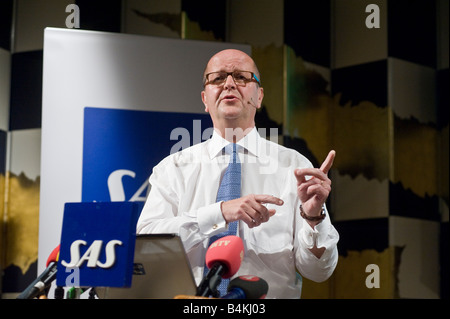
[57,202,140,288]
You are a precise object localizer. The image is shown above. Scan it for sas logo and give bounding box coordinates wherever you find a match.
[61,239,122,269]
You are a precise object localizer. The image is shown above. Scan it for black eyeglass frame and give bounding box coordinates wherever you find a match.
[203,70,261,87]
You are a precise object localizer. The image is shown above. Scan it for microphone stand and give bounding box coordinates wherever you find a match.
[196,264,226,297]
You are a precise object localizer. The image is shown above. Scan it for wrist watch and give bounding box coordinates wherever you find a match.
[299,204,326,222]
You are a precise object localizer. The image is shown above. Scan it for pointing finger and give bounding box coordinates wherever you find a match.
[254,194,284,206]
[319,150,336,175]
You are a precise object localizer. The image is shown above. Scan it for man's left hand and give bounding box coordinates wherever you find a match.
[294,150,336,219]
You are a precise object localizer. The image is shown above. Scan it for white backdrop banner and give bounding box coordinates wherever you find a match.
[39,27,250,273]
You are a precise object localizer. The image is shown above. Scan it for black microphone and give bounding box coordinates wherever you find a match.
[196,236,244,297]
[222,275,269,299]
[17,246,60,299]
[247,97,258,108]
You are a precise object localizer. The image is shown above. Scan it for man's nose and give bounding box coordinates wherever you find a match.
[223,74,236,89]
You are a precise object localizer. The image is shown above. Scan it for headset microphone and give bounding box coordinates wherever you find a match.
[247,97,258,108]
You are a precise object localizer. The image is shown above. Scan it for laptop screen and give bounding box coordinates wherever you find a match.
[97,234,197,299]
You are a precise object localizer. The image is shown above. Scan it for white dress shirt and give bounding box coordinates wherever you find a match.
[137,127,339,298]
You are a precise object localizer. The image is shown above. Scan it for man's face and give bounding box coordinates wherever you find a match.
[201,50,264,131]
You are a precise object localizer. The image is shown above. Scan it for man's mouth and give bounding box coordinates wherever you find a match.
[222,95,239,102]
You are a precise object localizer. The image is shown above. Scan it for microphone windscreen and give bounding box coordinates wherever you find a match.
[228,275,269,299]
[46,245,60,267]
[205,235,244,279]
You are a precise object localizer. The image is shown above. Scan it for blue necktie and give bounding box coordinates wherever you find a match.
[204,143,241,296]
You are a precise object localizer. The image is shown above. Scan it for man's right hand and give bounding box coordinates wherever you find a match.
[221,194,284,228]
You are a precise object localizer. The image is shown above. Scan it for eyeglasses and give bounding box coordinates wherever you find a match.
[204,70,261,87]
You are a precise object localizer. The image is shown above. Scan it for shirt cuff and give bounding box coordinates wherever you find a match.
[299,217,332,250]
[197,201,227,236]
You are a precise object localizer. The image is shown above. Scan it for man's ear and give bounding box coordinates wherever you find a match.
[201,90,209,112]
[257,87,264,109]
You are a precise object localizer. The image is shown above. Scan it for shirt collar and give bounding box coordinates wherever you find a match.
[207,127,261,159]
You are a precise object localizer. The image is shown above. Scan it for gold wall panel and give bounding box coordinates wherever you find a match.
[301,275,332,299]
[393,116,440,198]
[335,248,396,299]
[4,173,40,274]
[0,174,5,270]
[332,248,394,299]
[439,125,449,204]
[331,97,390,181]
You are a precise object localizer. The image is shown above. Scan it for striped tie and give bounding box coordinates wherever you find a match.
[204,143,241,296]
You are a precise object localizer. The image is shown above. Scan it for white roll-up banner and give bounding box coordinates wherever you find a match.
[40,27,250,274]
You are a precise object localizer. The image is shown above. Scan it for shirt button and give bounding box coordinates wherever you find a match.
[212,224,218,230]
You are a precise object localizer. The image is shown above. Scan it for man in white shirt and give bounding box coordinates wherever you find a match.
[137,49,339,298]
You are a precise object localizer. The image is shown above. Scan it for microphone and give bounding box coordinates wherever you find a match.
[222,275,269,299]
[17,245,60,299]
[247,97,258,108]
[46,244,60,267]
[196,235,244,297]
